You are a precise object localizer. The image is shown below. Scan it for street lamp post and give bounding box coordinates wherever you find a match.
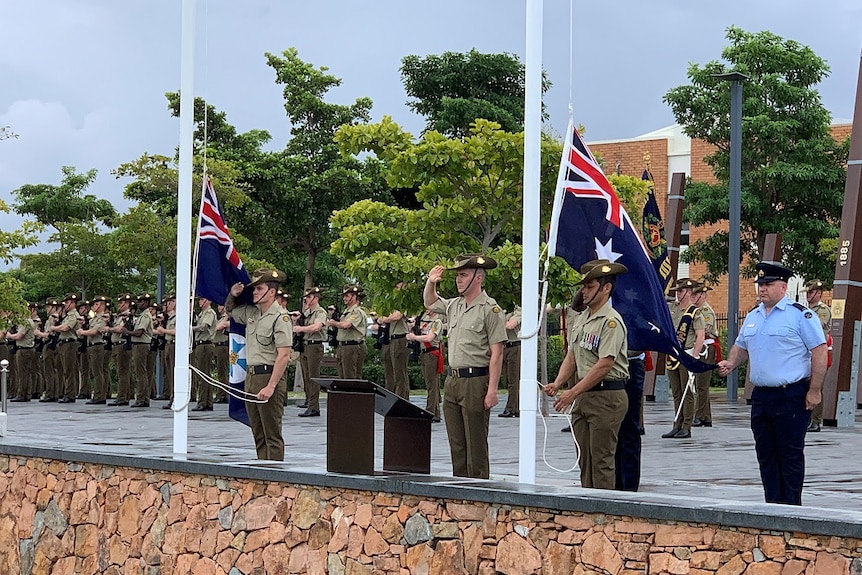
[712,71,748,400]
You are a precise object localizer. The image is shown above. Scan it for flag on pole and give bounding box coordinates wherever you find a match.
[640,169,672,293]
[195,179,252,425]
[548,121,713,373]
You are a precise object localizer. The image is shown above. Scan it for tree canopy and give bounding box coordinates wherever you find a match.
[664,27,848,282]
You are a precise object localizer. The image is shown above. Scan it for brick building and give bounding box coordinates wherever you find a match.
[586,123,851,317]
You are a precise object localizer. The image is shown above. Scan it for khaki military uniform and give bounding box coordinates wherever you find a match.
[228,299,292,461]
[300,304,328,411]
[502,307,523,415]
[131,309,154,404]
[42,313,62,401]
[212,309,230,403]
[162,312,177,402]
[667,302,705,432]
[335,304,367,379]
[429,291,507,479]
[12,319,36,401]
[58,308,82,402]
[694,301,718,424]
[569,302,629,489]
[809,300,832,427]
[383,314,410,399]
[192,306,217,408]
[418,312,444,418]
[111,311,133,404]
[86,311,111,402]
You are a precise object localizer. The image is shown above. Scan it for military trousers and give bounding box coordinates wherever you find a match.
[615,357,644,491]
[300,343,323,411]
[131,344,150,403]
[667,366,695,431]
[694,344,716,422]
[88,345,110,402]
[572,388,628,490]
[58,340,78,401]
[43,348,59,400]
[502,343,521,414]
[384,337,410,399]
[214,343,229,402]
[192,342,214,407]
[336,343,366,380]
[14,347,37,400]
[245,372,286,461]
[112,346,132,402]
[77,348,89,397]
[421,351,441,417]
[442,372,491,479]
[162,342,175,400]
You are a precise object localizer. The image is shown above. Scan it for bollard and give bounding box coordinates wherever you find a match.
[0,359,7,436]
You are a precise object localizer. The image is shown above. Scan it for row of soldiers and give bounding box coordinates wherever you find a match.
[0,293,234,409]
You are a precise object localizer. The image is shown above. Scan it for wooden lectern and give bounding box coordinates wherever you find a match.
[313,378,435,475]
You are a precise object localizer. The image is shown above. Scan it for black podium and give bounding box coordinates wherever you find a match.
[314,378,435,475]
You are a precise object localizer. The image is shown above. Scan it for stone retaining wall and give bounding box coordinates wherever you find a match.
[2,454,862,575]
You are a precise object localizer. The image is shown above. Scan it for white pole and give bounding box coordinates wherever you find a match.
[519,0,543,483]
[173,0,196,457]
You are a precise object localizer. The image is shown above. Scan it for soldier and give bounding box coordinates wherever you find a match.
[805,279,832,433]
[661,278,705,439]
[127,293,154,407]
[37,298,61,402]
[8,302,38,402]
[75,298,91,399]
[377,283,410,399]
[49,293,82,404]
[326,285,368,380]
[692,283,718,428]
[156,294,177,409]
[424,254,506,479]
[545,260,630,490]
[108,294,134,405]
[77,295,111,404]
[293,287,327,417]
[191,297,217,411]
[406,309,444,422]
[499,306,523,418]
[226,269,293,461]
[212,305,230,404]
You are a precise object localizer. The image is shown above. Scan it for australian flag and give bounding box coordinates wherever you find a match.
[640,169,672,293]
[196,178,251,425]
[548,121,712,373]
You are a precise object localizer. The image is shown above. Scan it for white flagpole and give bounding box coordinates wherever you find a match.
[173,0,196,457]
[519,0,543,483]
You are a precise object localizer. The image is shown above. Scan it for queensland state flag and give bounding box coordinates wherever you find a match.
[640,169,672,293]
[195,178,251,425]
[548,121,712,373]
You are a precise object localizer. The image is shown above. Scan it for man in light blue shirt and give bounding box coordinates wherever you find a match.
[718,262,827,505]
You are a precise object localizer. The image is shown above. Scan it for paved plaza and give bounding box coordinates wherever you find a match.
[1,390,860,511]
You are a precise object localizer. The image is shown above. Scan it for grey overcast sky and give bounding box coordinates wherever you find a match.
[1,0,861,241]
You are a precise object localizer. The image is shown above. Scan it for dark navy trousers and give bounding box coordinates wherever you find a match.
[615,357,644,491]
[750,380,811,505]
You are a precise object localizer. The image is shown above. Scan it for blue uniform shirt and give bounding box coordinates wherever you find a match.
[735,296,826,387]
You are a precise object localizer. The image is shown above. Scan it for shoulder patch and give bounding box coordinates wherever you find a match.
[792,302,807,312]
[804,311,813,319]
[492,305,501,313]
[282,315,291,323]
[607,319,617,328]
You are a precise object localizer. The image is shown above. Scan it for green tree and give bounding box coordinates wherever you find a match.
[12,166,116,232]
[664,27,848,282]
[400,49,549,138]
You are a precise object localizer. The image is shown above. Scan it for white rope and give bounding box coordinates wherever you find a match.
[534,380,580,474]
[174,366,268,413]
[672,371,697,425]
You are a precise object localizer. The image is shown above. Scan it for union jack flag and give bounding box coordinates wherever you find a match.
[548,121,712,373]
[195,178,252,425]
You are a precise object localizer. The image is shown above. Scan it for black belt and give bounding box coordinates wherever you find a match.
[88,342,105,347]
[305,341,325,345]
[390,334,406,340]
[505,341,521,348]
[450,366,489,378]
[755,377,809,390]
[339,340,363,346]
[215,341,228,347]
[59,340,77,345]
[249,364,274,375]
[17,346,34,350]
[132,342,149,345]
[421,346,439,354]
[588,379,626,392]
[195,341,213,346]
